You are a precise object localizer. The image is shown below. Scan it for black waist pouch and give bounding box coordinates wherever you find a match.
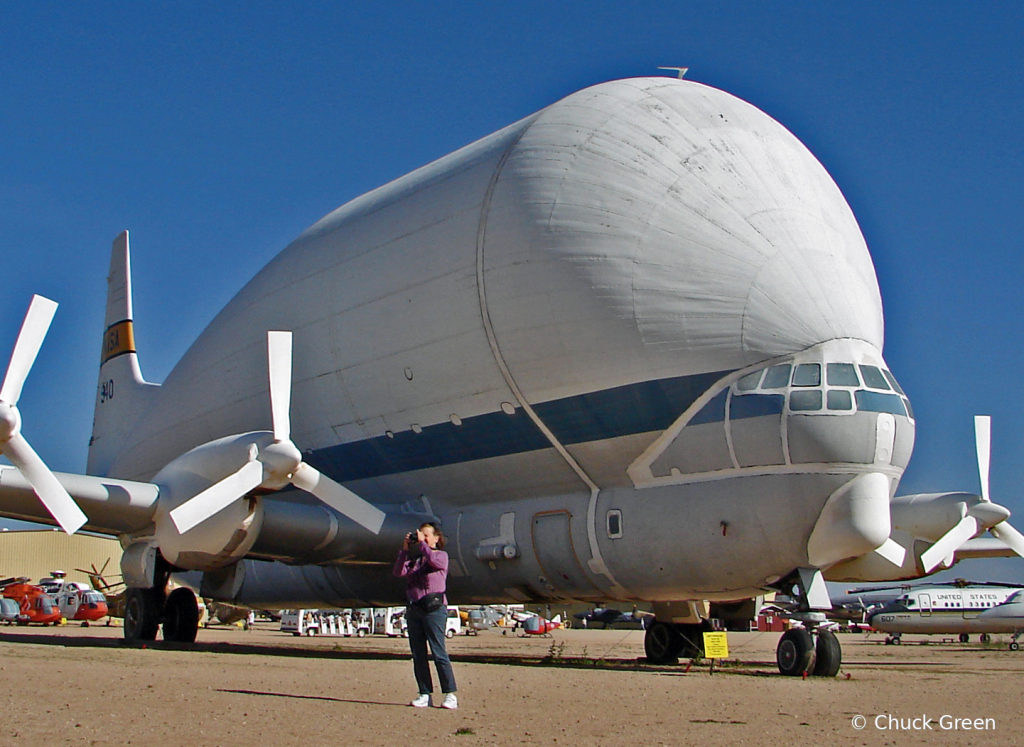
[410,592,444,613]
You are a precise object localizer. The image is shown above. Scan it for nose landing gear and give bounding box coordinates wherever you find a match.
[773,568,843,676]
[774,617,842,676]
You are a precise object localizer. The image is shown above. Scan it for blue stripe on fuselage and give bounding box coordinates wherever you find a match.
[306,369,731,482]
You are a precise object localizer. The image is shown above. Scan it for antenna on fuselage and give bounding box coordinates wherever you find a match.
[658,66,689,79]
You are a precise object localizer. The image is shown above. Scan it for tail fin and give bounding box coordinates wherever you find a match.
[87,231,160,476]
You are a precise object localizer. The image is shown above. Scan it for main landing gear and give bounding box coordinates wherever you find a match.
[124,585,200,643]
[644,620,712,664]
[643,615,842,677]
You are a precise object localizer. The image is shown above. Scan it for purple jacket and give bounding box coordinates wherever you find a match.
[393,541,449,604]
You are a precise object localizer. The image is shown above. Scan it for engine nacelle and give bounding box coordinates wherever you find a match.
[823,491,1003,582]
[152,432,273,572]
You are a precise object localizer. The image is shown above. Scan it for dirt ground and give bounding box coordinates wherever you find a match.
[0,621,1021,746]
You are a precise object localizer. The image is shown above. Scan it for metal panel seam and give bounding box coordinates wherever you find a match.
[474,121,628,597]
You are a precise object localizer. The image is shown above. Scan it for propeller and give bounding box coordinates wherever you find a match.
[920,415,1024,572]
[169,331,386,535]
[874,537,907,567]
[0,295,87,534]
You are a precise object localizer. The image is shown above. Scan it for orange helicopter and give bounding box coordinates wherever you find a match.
[0,577,62,626]
[38,571,108,625]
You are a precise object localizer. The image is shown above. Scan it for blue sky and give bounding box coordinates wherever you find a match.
[1,3,1023,583]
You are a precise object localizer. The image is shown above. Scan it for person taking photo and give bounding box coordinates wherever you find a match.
[393,521,458,709]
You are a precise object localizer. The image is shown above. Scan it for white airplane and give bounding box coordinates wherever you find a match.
[867,581,1024,648]
[1,76,1022,676]
[977,590,1024,649]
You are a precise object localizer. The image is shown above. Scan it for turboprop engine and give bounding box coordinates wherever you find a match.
[150,331,386,572]
[825,416,1024,581]
[152,433,269,570]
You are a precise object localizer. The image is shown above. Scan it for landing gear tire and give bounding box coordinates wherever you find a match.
[124,588,162,641]
[1010,641,1019,651]
[959,633,970,643]
[777,628,815,676]
[675,621,713,659]
[812,630,842,677]
[980,633,991,644]
[162,588,199,643]
[644,621,684,664]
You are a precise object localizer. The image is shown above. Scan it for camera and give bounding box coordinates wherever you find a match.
[406,530,421,556]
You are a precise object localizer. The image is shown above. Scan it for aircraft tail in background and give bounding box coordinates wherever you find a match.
[87,231,159,476]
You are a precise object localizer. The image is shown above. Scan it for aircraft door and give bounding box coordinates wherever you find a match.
[918,593,931,617]
[531,511,598,599]
[963,594,979,619]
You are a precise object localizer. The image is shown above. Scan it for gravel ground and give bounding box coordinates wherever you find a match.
[1,622,1020,746]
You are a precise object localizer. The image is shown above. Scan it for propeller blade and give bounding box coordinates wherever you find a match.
[3,432,87,534]
[990,522,1024,559]
[169,458,264,534]
[267,331,292,442]
[291,463,385,534]
[975,415,991,503]
[921,514,980,573]
[874,537,907,567]
[0,295,58,405]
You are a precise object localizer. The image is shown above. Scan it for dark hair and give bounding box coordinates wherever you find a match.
[420,521,446,549]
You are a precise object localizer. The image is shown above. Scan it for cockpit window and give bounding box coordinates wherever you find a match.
[761,364,792,389]
[736,370,762,392]
[790,390,822,411]
[827,390,853,411]
[882,370,905,395]
[858,365,891,391]
[792,363,821,387]
[827,363,860,386]
[855,390,907,416]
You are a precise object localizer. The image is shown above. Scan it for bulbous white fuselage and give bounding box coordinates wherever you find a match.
[90,78,913,605]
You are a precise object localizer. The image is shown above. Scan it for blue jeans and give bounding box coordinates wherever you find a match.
[406,604,456,695]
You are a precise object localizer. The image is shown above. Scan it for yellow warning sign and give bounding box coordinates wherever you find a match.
[702,631,729,659]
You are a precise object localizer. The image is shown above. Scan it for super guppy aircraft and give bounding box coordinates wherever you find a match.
[1,76,1022,676]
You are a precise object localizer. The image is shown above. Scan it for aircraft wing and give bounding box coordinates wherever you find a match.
[953,536,1020,560]
[0,463,410,567]
[0,464,158,536]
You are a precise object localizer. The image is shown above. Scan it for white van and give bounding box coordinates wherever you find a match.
[280,609,320,636]
[445,606,462,638]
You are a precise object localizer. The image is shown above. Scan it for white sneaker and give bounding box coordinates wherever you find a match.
[440,692,458,710]
[410,694,431,708]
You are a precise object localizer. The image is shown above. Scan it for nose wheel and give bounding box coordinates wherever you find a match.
[776,626,842,676]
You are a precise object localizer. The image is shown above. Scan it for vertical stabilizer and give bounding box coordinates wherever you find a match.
[87,231,160,476]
